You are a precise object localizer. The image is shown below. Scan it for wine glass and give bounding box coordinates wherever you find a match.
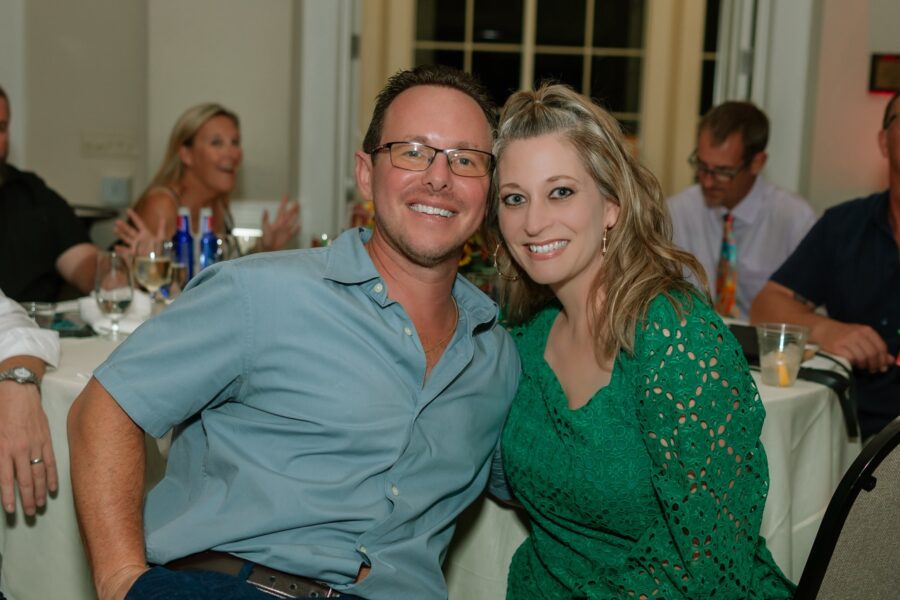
[134,239,174,312]
[166,260,189,302]
[94,251,133,339]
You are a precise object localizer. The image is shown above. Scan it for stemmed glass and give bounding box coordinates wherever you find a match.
[94,251,134,340]
[134,239,174,313]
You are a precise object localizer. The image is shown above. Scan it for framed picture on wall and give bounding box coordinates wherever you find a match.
[869,54,900,93]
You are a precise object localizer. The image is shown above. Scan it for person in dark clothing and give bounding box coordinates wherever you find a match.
[0,84,96,302]
[751,92,900,439]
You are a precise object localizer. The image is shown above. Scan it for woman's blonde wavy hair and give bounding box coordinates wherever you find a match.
[144,102,240,194]
[486,83,709,359]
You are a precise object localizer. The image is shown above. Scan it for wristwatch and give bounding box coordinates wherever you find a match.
[0,366,41,387]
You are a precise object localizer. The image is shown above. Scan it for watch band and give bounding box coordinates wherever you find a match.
[0,366,41,386]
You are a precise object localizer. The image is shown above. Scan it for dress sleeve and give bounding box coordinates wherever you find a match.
[616,297,771,598]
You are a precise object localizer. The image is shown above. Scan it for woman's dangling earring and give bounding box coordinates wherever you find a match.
[601,227,609,255]
[493,242,520,281]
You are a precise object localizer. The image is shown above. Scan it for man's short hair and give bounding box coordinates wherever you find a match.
[883,92,900,129]
[0,84,7,103]
[362,65,498,154]
[698,101,769,164]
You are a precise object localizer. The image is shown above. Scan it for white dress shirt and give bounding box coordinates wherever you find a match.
[0,288,60,366]
[667,177,816,320]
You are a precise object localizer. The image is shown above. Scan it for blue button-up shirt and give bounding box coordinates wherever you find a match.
[95,228,520,600]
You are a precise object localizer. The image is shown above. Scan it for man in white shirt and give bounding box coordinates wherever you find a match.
[0,288,59,517]
[667,101,816,320]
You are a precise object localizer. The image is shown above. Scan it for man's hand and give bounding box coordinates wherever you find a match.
[96,563,150,600]
[0,355,56,516]
[811,320,893,373]
[752,281,894,373]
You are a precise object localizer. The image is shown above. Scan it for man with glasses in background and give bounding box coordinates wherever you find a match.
[68,65,519,600]
[667,101,816,319]
[752,92,900,440]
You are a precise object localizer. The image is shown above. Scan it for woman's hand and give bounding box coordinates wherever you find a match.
[113,209,165,256]
[259,196,301,252]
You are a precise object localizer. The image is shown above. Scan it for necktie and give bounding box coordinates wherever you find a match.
[715,212,737,317]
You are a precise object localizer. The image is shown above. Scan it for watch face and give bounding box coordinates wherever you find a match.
[2,366,38,384]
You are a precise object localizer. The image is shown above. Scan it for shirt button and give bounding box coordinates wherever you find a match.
[359,545,367,554]
[391,485,400,496]
[373,283,383,293]
[403,327,413,336]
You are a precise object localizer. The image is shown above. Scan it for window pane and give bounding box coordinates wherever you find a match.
[619,119,639,137]
[473,0,524,43]
[594,0,645,48]
[416,0,465,41]
[536,0,585,46]
[704,0,721,53]
[699,59,716,116]
[590,56,642,113]
[472,51,522,106]
[533,54,584,91]
[415,49,465,71]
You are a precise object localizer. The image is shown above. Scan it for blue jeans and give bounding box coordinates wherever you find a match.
[125,566,366,599]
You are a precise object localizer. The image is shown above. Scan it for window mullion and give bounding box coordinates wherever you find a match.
[582,0,594,95]
[520,0,537,90]
[464,0,474,73]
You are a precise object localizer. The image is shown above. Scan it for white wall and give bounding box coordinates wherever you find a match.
[752,0,820,199]
[2,0,358,250]
[147,0,294,202]
[0,0,26,166]
[804,0,898,211]
[7,0,147,210]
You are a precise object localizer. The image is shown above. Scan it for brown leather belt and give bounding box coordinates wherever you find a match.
[165,550,343,598]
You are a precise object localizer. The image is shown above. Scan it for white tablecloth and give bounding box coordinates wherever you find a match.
[443,370,861,598]
[0,339,859,599]
[0,337,166,600]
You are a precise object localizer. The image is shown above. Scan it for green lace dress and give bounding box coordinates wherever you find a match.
[502,294,795,599]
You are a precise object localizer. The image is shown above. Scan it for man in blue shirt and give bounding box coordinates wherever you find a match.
[67,66,520,600]
[751,92,900,439]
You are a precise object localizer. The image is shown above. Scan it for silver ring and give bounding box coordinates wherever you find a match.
[30,457,43,465]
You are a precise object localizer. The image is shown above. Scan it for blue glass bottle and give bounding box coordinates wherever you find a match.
[198,207,218,272]
[172,207,194,281]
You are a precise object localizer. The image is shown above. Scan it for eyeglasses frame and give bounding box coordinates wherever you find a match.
[371,141,494,178]
[688,151,749,183]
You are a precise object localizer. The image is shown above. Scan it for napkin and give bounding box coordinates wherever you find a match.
[78,290,152,334]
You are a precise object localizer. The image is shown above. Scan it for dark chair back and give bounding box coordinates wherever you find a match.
[793,417,900,599]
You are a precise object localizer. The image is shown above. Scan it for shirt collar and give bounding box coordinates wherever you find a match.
[717,175,764,223]
[323,227,499,329]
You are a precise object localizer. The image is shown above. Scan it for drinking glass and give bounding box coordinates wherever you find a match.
[756,323,810,387]
[94,251,133,339]
[134,239,174,311]
[166,261,190,302]
[21,301,57,328]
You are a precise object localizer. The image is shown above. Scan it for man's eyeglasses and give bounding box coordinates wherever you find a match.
[688,151,747,183]
[371,141,494,178]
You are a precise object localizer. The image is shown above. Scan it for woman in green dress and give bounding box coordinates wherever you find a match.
[487,83,795,599]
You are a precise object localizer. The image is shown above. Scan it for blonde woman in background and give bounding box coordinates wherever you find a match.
[488,83,795,598]
[115,102,299,253]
